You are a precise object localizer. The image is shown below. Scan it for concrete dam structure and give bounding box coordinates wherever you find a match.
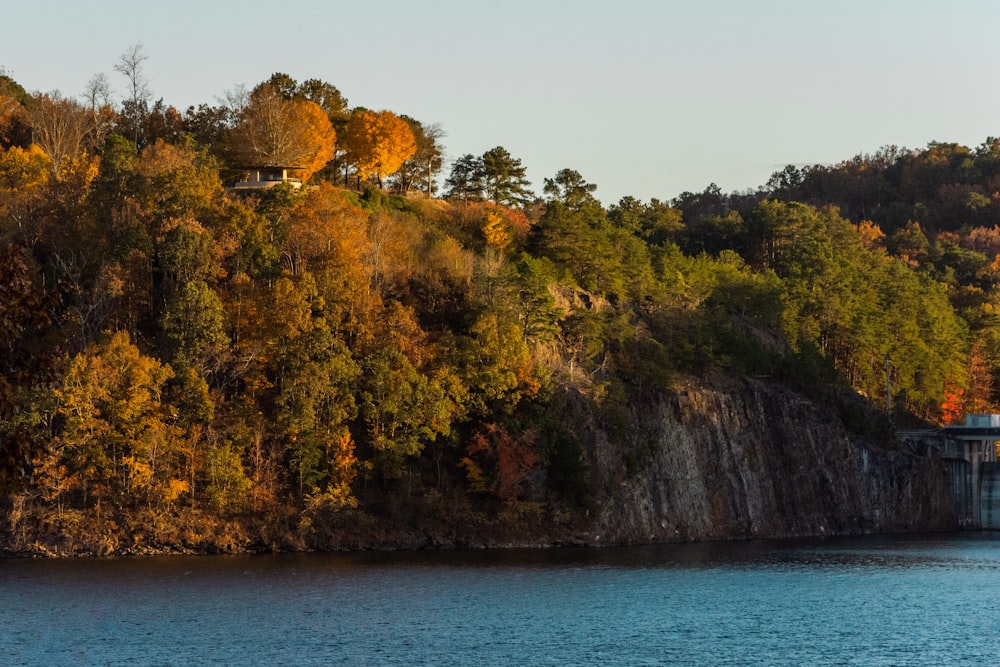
[900,414,1000,529]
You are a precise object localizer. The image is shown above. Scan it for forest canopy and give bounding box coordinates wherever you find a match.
[0,54,996,551]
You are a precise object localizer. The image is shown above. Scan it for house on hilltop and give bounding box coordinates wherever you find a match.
[225,165,304,191]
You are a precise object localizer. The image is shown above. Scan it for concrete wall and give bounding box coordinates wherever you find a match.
[980,462,1000,530]
[945,459,974,527]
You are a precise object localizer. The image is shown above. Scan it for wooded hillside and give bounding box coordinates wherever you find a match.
[0,59,994,552]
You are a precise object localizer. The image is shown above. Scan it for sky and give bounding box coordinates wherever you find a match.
[5,0,1000,206]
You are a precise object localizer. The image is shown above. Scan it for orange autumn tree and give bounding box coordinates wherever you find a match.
[856,219,886,252]
[0,94,21,144]
[941,344,996,425]
[940,384,965,425]
[461,424,540,501]
[232,84,335,182]
[341,109,416,189]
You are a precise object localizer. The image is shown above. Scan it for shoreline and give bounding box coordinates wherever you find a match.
[0,519,963,559]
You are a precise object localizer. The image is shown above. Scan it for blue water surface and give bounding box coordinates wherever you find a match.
[3,533,1000,666]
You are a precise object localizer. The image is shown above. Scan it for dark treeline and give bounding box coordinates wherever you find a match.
[0,59,991,552]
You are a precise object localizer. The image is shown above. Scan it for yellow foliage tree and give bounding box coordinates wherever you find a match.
[0,144,50,192]
[285,184,376,341]
[139,138,198,178]
[341,109,416,188]
[305,431,359,511]
[56,152,100,192]
[482,209,512,250]
[139,137,223,218]
[46,331,181,507]
[0,144,51,234]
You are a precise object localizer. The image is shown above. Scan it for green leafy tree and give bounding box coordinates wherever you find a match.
[532,173,625,297]
[359,348,441,475]
[295,78,349,122]
[461,310,535,415]
[157,219,221,287]
[161,280,229,376]
[543,168,598,209]
[608,196,684,245]
[275,326,360,495]
[513,254,561,344]
[481,146,533,208]
[444,154,485,202]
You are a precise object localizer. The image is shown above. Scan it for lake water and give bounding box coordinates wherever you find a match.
[4,533,1000,666]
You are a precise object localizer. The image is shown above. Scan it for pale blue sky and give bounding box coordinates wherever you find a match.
[5,0,999,205]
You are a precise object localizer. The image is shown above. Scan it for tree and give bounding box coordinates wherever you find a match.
[42,331,180,507]
[114,43,152,147]
[296,78,349,123]
[513,254,561,344]
[0,73,28,104]
[272,319,360,495]
[460,424,540,500]
[262,75,353,184]
[161,280,229,376]
[340,109,416,189]
[358,338,464,478]
[137,138,222,219]
[766,164,805,193]
[0,94,21,147]
[964,341,996,414]
[83,73,113,114]
[182,103,232,150]
[302,431,359,512]
[444,154,485,202]
[389,117,444,197]
[482,209,512,251]
[543,168,598,209]
[24,92,98,174]
[0,74,29,148]
[0,243,55,377]
[481,146,533,207]
[81,73,116,148]
[0,144,51,239]
[141,99,185,146]
[254,73,349,125]
[259,72,298,100]
[609,196,684,245]
[462,310,536,415]
[231,84,335,182]
[156,218,221,286]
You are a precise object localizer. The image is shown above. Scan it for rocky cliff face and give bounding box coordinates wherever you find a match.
[586,378,957,544]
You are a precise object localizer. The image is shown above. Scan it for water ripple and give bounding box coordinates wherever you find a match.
[3,533,1000,665]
